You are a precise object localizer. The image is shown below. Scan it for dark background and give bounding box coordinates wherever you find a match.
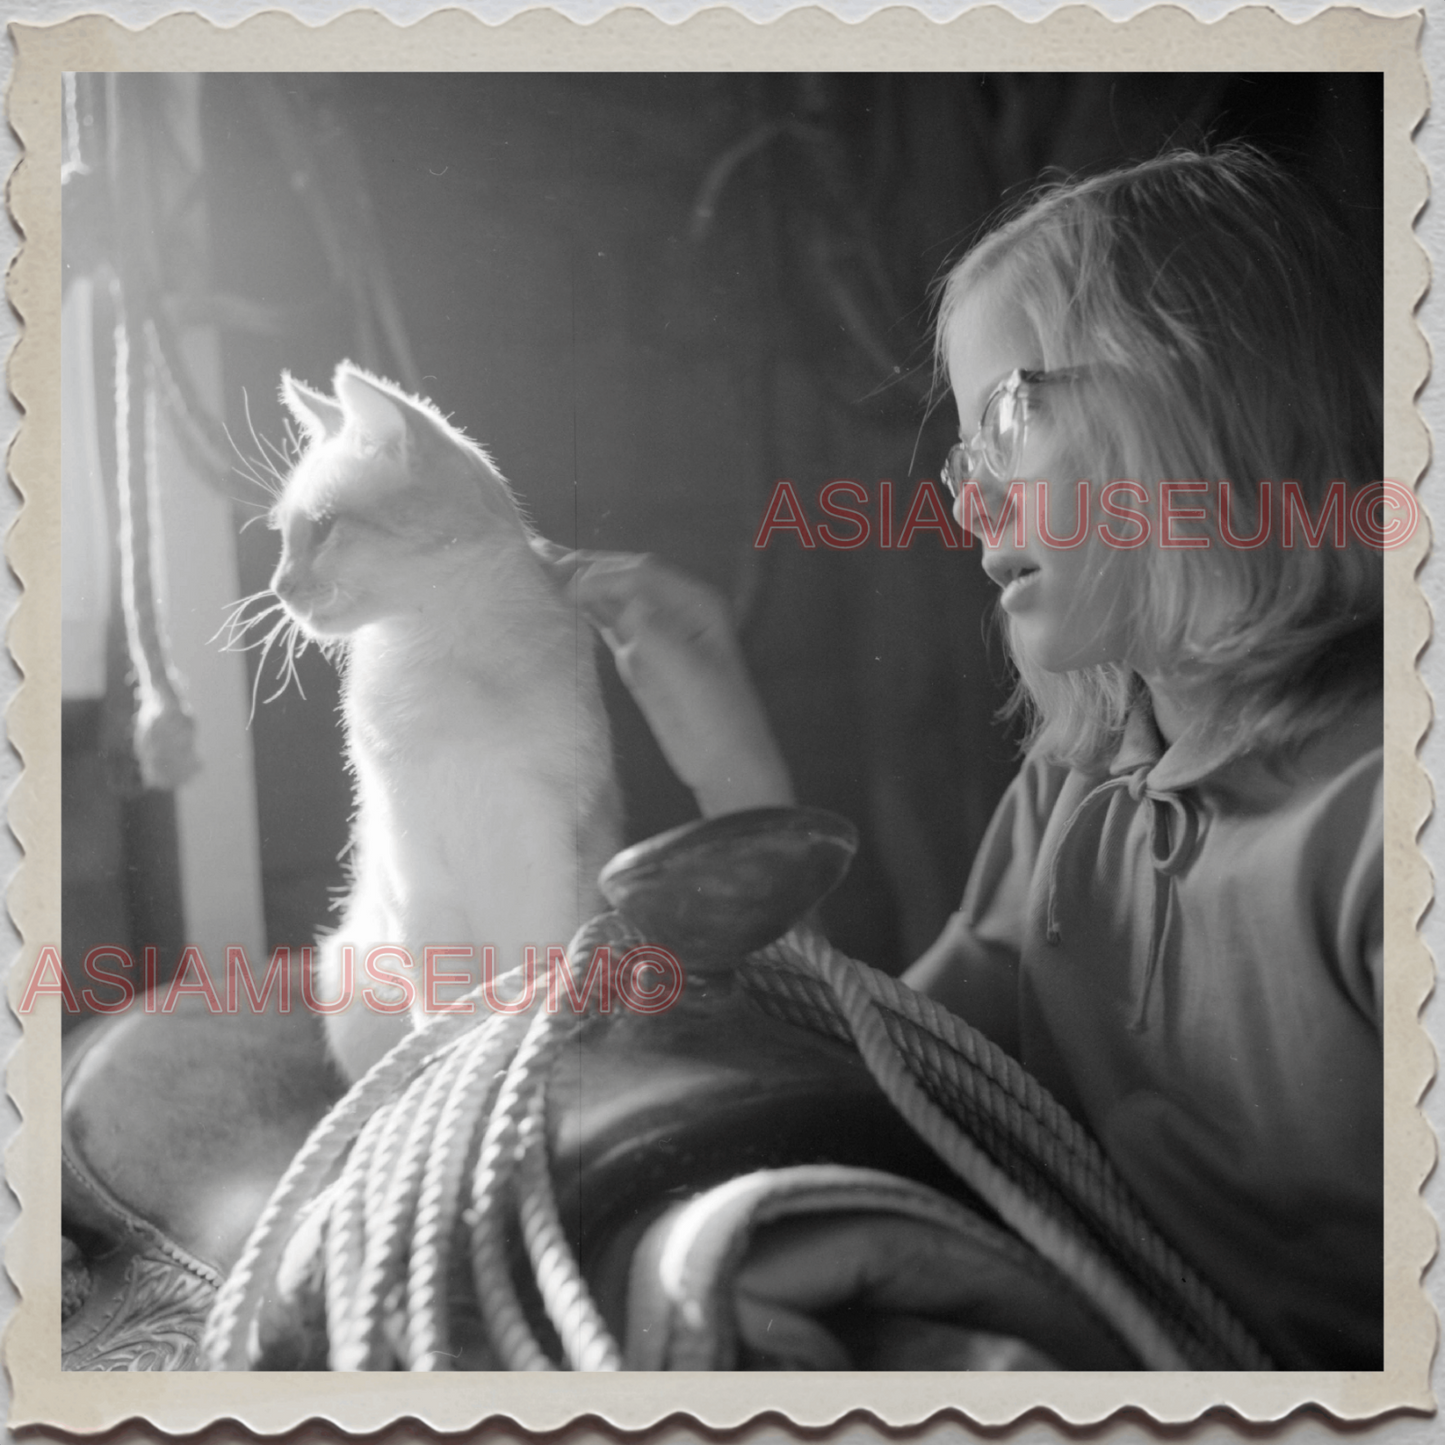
[64,72,1384,995]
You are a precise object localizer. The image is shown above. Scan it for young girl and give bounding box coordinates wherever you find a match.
[563,148,1384,1371]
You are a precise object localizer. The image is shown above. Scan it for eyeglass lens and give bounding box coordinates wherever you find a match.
[942,376,1028,498]
[982,384,1025,477]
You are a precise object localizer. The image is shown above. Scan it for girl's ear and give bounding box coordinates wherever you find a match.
[280,372,345,442]
[334,364,409,451]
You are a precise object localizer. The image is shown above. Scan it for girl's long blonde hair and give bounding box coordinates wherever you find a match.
[937,147,1383,769]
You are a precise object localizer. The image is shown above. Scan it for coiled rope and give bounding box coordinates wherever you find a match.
[739,936,1269,1370]
[203,912,1269,1372]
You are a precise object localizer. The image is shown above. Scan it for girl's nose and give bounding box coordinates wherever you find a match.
[960,483,1030,565]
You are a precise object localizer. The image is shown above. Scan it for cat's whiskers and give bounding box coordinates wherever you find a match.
[231,608,289,659]
[225,429,287,500]
[217,592,314,721]
[257,418,300,476]
[223,389,304,508]
[246,613,298,722]
[245,612,310,719]
[212,589,286,650]
[265,618,311,707]
[243,387,291,476]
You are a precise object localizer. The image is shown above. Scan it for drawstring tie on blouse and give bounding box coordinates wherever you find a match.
[1045,764,1199,1032]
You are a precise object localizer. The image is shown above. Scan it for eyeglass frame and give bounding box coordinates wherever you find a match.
[940,366,1088,501]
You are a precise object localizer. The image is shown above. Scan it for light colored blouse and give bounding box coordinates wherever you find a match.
[904,696,1383,1369]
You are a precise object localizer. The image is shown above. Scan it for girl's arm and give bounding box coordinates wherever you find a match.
[548,541,1028,1059]
[901,752,1068,1057]
[553,548,795,817]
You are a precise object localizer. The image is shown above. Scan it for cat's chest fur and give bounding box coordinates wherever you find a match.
[342,633,608,946]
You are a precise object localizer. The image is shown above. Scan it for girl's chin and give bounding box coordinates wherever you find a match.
[1008,621,1112,675]
[1018,644,1117,676]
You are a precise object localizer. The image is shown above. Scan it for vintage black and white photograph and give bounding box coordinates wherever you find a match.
[26,24,1419,1423]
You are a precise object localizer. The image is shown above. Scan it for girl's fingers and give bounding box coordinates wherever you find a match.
[527,535,574,568]
[569,563,644,632]
[531,539,647,581]
[542,551,789,812]
[569,554,651,603]
[570,553,726,638]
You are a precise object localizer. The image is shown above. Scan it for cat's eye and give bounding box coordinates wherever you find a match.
[310,513,339,545]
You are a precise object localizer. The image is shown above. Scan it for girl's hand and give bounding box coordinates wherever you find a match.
[538,543,794,816]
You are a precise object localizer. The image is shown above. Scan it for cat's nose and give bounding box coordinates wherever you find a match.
[272,566,300,601]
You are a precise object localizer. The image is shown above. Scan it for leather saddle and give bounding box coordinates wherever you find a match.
[61,972,1138,1370]
[61,810,1214,1372]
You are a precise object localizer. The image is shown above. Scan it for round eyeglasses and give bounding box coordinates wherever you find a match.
[941,367,1085,500]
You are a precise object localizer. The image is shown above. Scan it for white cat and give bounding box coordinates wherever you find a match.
[270,362,620,1081]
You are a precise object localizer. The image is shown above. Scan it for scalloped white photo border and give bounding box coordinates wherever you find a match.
[3,5,1431,1435]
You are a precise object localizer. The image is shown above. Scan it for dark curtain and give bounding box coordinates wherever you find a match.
[180,72,1382,975]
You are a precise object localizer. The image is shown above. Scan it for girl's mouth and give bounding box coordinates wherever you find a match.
[997,564,1041,610]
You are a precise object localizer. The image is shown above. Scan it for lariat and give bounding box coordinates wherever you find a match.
[202,810,1265,1374]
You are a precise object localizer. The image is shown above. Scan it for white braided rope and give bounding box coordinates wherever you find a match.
[329,1048,468,1367]
[517,1083,623,1371]
[343,1041,469,1369]
[868,970,1262,1365]
[776,927,1189,1370]
[205,910,1266,1373]
[323,1104,389,1369]
[404,1009,530,1368]
[743,936,1270,1370]
[463,921,633,1371]
[202,999,492,1368]
[467,1003,568,1370]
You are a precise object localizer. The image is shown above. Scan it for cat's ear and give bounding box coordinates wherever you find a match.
[334,365,409,451]
[280,373,345,442]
